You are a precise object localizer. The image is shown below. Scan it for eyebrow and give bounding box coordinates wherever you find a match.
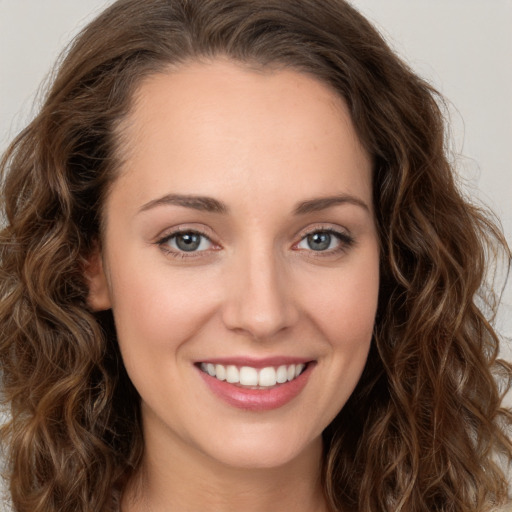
[293,194,370,215]
[139,194,228,214]
[138,193,369,215]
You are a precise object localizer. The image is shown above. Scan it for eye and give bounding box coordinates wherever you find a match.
[159,230,213,253]
[295,229,353,253]
[299,231,335,251]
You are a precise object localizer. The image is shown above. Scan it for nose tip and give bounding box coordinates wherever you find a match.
[221,257,299,340]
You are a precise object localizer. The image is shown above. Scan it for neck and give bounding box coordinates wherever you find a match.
[121,417,329,512]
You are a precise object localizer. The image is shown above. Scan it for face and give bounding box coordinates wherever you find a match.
[88,60,379,470]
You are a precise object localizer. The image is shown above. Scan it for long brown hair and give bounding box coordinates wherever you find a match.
[1,1,511,511]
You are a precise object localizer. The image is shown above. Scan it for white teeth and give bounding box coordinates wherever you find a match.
[215,364,226,381]
[276,365,288,384]
[201,362,307,387]
[239,366,258,386]
[258,367,277,387]
[226,365,239,383]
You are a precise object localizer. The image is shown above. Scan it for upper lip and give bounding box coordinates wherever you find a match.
[195,356,314,368]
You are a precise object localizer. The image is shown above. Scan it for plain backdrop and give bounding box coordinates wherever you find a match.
[0,2,511,336]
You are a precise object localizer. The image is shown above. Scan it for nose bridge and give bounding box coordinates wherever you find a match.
[222,240,298,339]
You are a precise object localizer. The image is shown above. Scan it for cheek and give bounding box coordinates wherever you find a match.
[301,257,379,349]
[107,256,222,354]
[108,264,224,407]
[285,261,378,433]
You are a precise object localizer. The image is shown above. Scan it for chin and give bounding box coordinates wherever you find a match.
[199,429,322,471]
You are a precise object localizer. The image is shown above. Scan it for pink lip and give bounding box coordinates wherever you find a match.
[197,356,311,368]
[197,361,315,412]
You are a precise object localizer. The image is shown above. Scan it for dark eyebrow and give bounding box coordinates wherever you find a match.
[139,193,368,216]
[138,194,228,214]
[293,195,370,215]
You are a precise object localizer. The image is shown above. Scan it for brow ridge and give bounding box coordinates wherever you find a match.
[139,194,228,214]
[139,193,368,216]
[293,194,369,215]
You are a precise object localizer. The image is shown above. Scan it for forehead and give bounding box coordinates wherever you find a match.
[111,59,372,213]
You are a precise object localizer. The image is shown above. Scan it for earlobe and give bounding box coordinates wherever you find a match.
[85,248,112,311]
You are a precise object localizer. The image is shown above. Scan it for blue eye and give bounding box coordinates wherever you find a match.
[162,231,213,253]
[304,232,333,251]
[296,229,353,252]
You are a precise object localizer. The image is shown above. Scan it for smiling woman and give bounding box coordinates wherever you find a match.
[87,63,379,480]
[0,1,511,512]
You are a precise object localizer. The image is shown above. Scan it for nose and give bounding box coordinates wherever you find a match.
[221,247,300,340]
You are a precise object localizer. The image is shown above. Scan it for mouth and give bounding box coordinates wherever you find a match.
[198,362,308,389]
[196,359,315,411]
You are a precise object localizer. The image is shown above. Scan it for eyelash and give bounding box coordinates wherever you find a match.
[294,228,355,257]
[156,227,355,259]
[156,228,216,259]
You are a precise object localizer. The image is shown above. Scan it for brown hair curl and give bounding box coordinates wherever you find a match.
[1,1,511,511]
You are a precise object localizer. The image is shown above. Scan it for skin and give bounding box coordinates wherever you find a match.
[88,59,380,512]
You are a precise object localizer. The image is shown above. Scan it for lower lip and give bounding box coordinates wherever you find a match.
[197,363,314,412]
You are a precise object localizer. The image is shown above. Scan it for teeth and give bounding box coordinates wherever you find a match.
[200,362,307,387]
[295,363,305,378]
[276,365,288,383]
[258,367,276,387]
[215,364,226,381]
[226,365,239,383]
[239,367,258,386]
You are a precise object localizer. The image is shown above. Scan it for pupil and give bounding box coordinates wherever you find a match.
[176,233,201,251]
[308,232,331,251]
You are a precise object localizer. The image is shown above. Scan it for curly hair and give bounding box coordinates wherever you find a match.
[1,1,511,511]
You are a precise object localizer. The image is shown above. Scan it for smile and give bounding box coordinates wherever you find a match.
[199,362,307,388]
[197,360,314,411]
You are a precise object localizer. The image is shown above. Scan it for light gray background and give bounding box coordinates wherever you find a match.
[0,3,511,336]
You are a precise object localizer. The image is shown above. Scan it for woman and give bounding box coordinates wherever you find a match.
[1,1,511,511]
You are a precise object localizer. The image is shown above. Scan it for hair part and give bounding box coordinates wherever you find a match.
[1,1,511,511]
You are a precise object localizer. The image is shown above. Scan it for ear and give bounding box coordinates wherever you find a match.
[85,247,112,311]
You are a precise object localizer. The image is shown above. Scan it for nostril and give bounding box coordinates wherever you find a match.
[221,293,300,340]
